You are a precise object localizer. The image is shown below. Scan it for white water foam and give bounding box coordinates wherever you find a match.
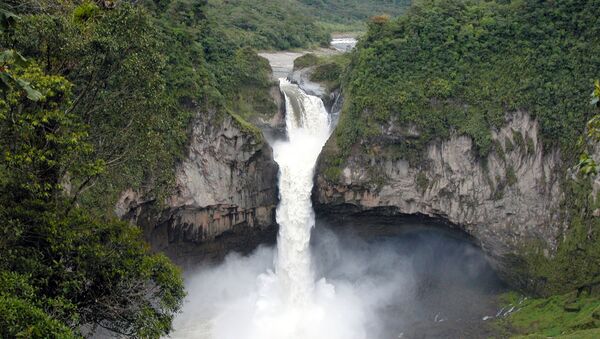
[211,78,366,339]
[272,78,331,304]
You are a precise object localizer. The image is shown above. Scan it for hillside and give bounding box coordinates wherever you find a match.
[300,0,410,31]
[201,0,330,50]
[313,0,600,336]
[331,0,600,162]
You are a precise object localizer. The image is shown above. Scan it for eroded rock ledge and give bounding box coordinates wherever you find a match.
[314,111,566,283]
[118,110,279,266]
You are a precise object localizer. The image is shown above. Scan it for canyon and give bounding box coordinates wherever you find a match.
[117,42,571,288]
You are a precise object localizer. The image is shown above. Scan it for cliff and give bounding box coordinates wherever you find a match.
[117,110,279,266]
[314,111,570,286]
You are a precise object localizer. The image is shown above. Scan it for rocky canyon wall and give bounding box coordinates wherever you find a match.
[314,111,567,282]
[117,110,279,266]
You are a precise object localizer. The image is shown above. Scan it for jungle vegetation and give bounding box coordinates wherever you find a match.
[317,2,600,335]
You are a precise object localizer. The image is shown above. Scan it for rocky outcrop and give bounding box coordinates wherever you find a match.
[289,66,343,116]
[315,111,566,280]
[119,110,279,266]
[289,66,327,98]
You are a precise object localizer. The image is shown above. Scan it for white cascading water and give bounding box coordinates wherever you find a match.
[246,78,339,338]
[273,78,331,302]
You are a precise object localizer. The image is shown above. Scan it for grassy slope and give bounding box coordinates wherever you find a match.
[494,292,600,338]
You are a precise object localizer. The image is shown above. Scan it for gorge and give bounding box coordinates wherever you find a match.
[2,1,600,338]
[169,47,506,339]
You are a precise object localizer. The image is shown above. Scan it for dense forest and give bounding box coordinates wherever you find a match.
[331,0,600,162]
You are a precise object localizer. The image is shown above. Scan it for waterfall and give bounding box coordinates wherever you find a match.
[272,78,331,304]
[171,75,503,339]
[171,78,369,339]
[243,79,339,338]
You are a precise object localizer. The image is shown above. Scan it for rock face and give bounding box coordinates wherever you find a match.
[120,110,279,266]
[289,66,327,98]
[315,111,566,279]
[289,66,343,116]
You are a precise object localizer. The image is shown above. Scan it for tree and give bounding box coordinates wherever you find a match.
[0,50,185,338]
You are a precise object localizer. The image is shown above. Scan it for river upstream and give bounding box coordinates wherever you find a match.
[170,39,505,339]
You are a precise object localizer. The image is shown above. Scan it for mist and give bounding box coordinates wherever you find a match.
[170,220,504,339]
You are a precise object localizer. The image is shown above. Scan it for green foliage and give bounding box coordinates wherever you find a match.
[0,200,186,337]
[294,53,320,70]
[578,80,600,176]
[526,136,535,155]
[0,61,96,199]
[0,271,76,338]
[505,137,515,154]
[229,111,263,141]
[0,50,184,337]
[0,7,20,31]
[0,49,42,100]
[516,177,600,295]
[3,2,194,208]
[415,171,429,192]
[506,166,517,187]
[496,291,600,338]
[333,0,600,165]
[202,0,330,50]
[72,1,100,23]
[2,0,281,210]
[226,47,276,123]
[493,139,506,161]
[145,0,410,50]
[296,53,351,92]
[311,62,342,82]
[299,0,410,32]
[323,165,343,182]
[0,296,76,339]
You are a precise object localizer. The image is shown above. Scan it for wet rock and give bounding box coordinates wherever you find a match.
[288,66,327,98]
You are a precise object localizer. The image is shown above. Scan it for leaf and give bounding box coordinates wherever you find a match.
[12,51,27,66]
[592,80,600,106]
[0,72,12,89]
[0,49,27,65]
[0,9,20,31]
[15,78,43,101]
